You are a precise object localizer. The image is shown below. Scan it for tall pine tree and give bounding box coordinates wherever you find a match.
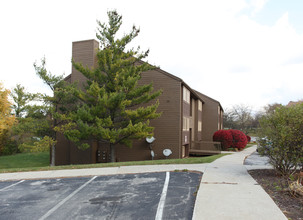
[34,57,78,165]
[56,10,161,162]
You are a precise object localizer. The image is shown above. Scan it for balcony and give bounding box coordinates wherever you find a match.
[189,141,222,155]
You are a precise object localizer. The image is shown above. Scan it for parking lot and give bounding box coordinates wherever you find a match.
[0,171,201,220]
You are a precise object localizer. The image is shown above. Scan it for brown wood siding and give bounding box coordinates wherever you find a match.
[55,133,70,165]
[116,69,182,161]
[55,39,223,165]
[55,39,191,164]
[71,39,99,86]
[55,40,99,165]
[183,101,190,116]
[182,96,190,146]
[197,106,202,140]
[69,142,92,164]
[115,140,152,162]
[201,95,220,141]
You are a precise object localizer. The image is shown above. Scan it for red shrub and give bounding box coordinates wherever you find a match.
[230,129,248,150]
[213,129,248,150]
[213,130,233,150]
[246,135,251,142]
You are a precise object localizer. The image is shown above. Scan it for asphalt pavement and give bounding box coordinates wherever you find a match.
[0,146,287,220]
[244,151,270,166]
[0,172,201,220]
[244,149,273,170]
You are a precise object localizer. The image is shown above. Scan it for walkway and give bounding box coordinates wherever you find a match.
[192,146,287,220]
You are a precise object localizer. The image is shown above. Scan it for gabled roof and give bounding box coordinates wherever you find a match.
[137,60,205,103]
[194,90,224,112]
[64,73,72,81]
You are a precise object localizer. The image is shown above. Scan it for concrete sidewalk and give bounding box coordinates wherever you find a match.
[192,146,287,220]
[0,146,287,220]
[0,163,207,181]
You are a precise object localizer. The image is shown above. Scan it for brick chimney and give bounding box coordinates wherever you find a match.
[71,39,99,84]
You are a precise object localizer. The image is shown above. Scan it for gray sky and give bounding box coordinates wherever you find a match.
[1,0,303,111]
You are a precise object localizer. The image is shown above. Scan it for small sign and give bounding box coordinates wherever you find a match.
[185,135,188,143]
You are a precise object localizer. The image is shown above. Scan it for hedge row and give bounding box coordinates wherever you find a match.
[213,129,248,150]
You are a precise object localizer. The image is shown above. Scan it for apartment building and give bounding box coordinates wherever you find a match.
[54,39,223,165]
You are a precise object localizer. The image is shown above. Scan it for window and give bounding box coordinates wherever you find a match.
[183,86,190,103]
[218,106,221,130]
[198,100,202,111]
[183,117,190,131]
[198,121,202,132]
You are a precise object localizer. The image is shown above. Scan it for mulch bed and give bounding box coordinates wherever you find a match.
[248,169,303,220]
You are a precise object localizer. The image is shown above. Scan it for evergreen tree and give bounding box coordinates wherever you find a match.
[55,10,161,162]
[11,84,34,118]
[34,57,78,165]
[9,82,57,154]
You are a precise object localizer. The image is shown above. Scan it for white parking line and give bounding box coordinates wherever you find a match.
[0,180,25,192]
[39,176,97,220]
[155,172,170,220]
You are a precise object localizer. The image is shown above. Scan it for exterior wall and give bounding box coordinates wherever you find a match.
[220,109,224,130]
[56,39,183,164]
[180,86,208,157]
[191,98,196,142]
[188,91,223,153]
[115,69,182,161]
[55,39,99,165]
[197,100,203,141]
[185,97,203,154]
[55,134,98,165]
[181,85,192,158]
[55,133,71,165]
[218,107,224,130]
[71,39,99,86]
[199,94,223,142]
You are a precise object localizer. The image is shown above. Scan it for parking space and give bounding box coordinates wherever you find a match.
[0,171,201,220]
[0,180,24,192]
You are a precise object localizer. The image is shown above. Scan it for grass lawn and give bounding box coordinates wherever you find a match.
[245,143,257,148]
[0,151,229,173]
[0,152,50,170]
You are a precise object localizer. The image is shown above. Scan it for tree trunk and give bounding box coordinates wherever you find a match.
[51,143,56,166]
[110,143,115,162]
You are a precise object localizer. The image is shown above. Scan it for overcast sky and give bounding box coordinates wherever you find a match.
[1,0,303,112]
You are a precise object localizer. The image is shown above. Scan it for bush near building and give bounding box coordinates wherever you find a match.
[230,129,248,150]
[213,129,233,150]
[213,129,248,150]
[246,135,251,142]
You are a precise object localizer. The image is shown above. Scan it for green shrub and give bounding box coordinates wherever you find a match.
[258,103,303,176]
[1,139,19,155]
[18,136,56,153]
